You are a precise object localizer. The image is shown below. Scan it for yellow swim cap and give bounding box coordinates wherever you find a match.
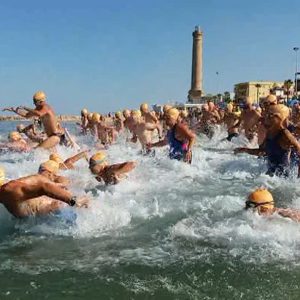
[49,153,64,164]
[9,131,22,141]
[165,108,180,120]
[115,111,122,119]
[33,91,46,102]
[92,112,101,122]
[90,152,107,166]
[263,94,277,105]
[163,104,172,113]
[132,110,142,118]
[81,108,88,115]
[226,103,233,113]
[38,160,60,174]
[87,113,93,121]
[0,166,5,186]
[267,104,290,121]
[140,103,149,112]
[246,188,274,210]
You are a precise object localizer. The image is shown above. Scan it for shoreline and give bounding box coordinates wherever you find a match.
[0,115,81,122]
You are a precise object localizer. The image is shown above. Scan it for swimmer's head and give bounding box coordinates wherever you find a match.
[202,104,209,112]
[246,188,274,211]
[226,103,233,113]
[33,91,46,106]
[115,111,122,119]
[38,160,60,175]
[0,166,5,186]
[165,108,180,126]
[163,105,172,114]
[264,104,290,128]
[89,152,107,169]
[262,94,277,108]
[87,113,93,121]
[123,109,131,118]
[8,131,22,142]
[92,112,101,123]
[131,110,142,122]
[49,153,64,164]
[81,108,88,116]
[16,124,25,133]
[140,103,149,113]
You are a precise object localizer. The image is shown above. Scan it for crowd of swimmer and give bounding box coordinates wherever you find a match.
[1,91,300,223]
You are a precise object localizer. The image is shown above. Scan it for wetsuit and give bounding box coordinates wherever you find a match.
[167,125,191,163]
[264,129,290,177]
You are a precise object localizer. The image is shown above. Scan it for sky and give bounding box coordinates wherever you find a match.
[0,0,300,114]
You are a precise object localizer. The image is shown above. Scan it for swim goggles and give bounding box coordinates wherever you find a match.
[245,200,274,210]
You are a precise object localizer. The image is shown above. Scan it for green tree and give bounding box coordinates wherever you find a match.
[224,91,231,102]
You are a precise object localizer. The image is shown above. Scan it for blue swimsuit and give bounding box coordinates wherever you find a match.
[265,129,290,177]
[167,126,189,162]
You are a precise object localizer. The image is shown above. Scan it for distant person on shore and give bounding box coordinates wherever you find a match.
[245,188,300,222]
[0,166,88,218]
[89,152,136,185]
[149,108,195,163]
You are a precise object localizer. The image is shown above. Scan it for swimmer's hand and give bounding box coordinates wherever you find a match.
[185,150,192,162]
[2,107,15,112]
[76,196,89,208]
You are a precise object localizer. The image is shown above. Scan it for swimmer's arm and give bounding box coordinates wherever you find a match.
[177,123,196,151]
[40,180,74,205]
[283,130,300,153]
[108,162,136,176]
[150,137,168,147]
[234,147,265,156]
[2,107,28,118]
[277,208,300,222]
[21,106,46,118]
[63,151,89,169]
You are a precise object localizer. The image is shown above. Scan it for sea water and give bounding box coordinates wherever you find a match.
[1,122,300,299]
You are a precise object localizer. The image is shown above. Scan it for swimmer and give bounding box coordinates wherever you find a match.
[240,96,261,142]
[0,167,88,218]
[114,111,124,133]
[0,131,31,152]
[131,110,162,153]
[16,123,45,144]
[245,188,300,222]
[235,104,300,177]
[149,108,195,163]
[79,108,89,134]
[6,91,67,149]
[140,103,158,124]
[223,103,240,141]
[89,152,136,185]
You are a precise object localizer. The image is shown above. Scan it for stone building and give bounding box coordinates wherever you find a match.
[234,81,284,103]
